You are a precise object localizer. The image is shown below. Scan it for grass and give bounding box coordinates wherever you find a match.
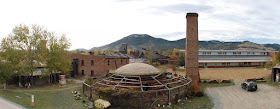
[199,79,235,87]
[161,80,234,109]
[163,95,213,109]
[0,80,89,109]
[258,76,280,87]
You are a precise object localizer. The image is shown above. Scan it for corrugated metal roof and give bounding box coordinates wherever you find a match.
[102,53,134,59]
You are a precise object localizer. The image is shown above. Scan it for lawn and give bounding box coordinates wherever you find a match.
[200,81,235,87]
[257,76,280,87]
[163,94,213,109]
[0,80,89,109]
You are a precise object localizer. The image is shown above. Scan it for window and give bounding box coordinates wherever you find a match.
[91,60,94,66]
[121,60,123,64]
[243,62,251,65]
[203,52,211,55]
[227,63,230,66]
[233,52,241,55]
[82,60,84,66]
[218,52,227,55]
[222,63,230,66]
[91,70,94,76]
[81,70,84,75]
[107,70,109,73]
[108,60,110,66]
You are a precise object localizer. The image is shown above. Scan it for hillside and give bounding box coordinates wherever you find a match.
[89,34,280,51]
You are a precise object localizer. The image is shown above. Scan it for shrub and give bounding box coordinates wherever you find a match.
[187,81,201,96]
[196,86,204,97]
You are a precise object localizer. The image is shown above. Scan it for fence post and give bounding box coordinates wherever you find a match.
[90,87,92,100]
[30,95,36,107]
[83,83,85,94]
[4,83,6,90]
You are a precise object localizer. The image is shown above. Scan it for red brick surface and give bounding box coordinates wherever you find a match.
[69,54,129,77]
[185,13,199,83]
[268,52,277,58]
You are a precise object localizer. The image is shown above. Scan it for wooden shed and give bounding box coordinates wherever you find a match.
[272,65,280,82]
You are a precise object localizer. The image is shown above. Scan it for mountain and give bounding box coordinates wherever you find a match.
[90,34,280,51]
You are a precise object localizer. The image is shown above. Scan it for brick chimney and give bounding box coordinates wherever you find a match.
[185,13,199,84]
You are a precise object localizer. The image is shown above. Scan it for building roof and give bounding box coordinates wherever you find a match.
[273,64,280,69]
[102,53,134,59]
[114,63,160,75]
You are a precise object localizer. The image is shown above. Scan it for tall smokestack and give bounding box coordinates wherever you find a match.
[185,13,199,84]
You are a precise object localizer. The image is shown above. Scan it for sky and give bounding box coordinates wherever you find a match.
[0,0,279,50]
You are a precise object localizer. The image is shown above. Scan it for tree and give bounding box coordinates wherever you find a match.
[127,49,131,54]
[170,54,178,72]
[273,52,280,66]
[0,24,71,85]
[177,52,185,66]
[46,35,71,75]
[94,50,99,55]
[1,24,48,77]
[0,61,14,89]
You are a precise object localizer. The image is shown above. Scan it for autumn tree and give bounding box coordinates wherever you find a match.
[94,50,99,55]
[273,52,280,66]
[170,54,178,72]
[127,49,131,54]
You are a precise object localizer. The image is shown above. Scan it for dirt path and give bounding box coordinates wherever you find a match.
[9,79,83,92]
[205,80,280,109]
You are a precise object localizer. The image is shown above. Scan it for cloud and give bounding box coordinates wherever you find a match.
[152,3,213,14]
[155,32,184,38]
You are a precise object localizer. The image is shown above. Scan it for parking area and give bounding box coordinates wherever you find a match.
[205,80,280,109]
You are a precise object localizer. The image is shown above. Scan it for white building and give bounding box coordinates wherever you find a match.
[180,50,278,68]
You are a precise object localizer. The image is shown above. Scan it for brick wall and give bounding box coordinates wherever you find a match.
[69,54,130,77]
[69,54,108,77]
[106,58,129,70]
[268,52,278,58]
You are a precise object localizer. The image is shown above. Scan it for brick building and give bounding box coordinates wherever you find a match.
[69,53,130,77]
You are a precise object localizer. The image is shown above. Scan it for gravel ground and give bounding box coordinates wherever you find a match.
[205,80,280,109]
